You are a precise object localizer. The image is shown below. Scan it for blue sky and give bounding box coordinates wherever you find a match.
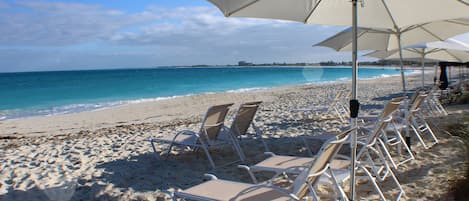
[0,0,467,72]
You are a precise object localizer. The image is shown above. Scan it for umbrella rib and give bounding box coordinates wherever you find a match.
[380,0,399,30]
[443,49,464,62]
[226,0,260,17]
[304,0,324,24]
[444,19,469,27]
[339,29,368,51]
[426,48,443,55]
[420,26,445,41]
[400,23,428,33]
[457,0,469,6]
[406,48,421,54]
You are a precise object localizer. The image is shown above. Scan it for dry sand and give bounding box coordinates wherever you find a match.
[0,72,467,201]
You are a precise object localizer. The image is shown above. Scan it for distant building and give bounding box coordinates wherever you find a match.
[238,61,253,66]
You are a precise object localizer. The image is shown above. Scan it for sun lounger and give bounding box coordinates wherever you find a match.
[229,101,269,160]
[146,103,244,169]
[394,94,439,149]
[240,103,406,200]
[172,129,351,201]
[361,99,415,169]
[291,89,349,123]
[424,89,448,117]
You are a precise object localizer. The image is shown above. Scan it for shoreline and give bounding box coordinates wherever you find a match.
[0,67,420,122]
[0,71,427,137]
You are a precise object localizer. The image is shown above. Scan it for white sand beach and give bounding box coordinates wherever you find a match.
[0,72,468,201]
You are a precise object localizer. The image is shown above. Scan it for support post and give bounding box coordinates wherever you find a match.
[421,52,425,89]
[397,31,407,93]
[350,0,358,200]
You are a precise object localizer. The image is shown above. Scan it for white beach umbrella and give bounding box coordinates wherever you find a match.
[207,0,469,199]
[315,18,469,92]
[364,39,469,88]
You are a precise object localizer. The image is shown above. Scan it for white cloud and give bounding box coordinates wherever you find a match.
[0,1,369,71]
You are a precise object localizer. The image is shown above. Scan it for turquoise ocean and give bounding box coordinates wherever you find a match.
[0,66,413,120]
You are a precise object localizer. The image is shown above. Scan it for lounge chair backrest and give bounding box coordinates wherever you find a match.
[357,102,399,159]
[230,101,262,137]
[334,90,344,101]
[345,91,352,99]
[327,90,344,110]
[380,101,401,119]
[293,128,354,199]
[408,90,421,105]
[410,94,428,112]
[199,103,234,142]
[391,96,407,103]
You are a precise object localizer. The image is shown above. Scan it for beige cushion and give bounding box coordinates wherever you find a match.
[177,179,293,201]
[252,155,313,173]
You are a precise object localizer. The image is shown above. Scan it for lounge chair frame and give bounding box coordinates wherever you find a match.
[230,101,269,161]
[172,129,352,201]
[292,89,349,123]
[147,103,244,169]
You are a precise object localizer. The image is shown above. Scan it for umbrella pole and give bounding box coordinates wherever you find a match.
[421,53,425,89]
[397,30,412,153]
[350,0,359,200]
[397,31,407,93]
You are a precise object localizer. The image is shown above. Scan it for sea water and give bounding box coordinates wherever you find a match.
[0,66,413,120]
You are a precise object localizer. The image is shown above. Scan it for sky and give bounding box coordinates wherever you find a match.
[0,0,467,72]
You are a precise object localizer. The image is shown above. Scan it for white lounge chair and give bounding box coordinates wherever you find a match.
[395,94,439,149]
[292,90,349,123]
[172,129,351,201]
[240,105,406,200]
[230,101,269,161]
[362,100,415,169]
[146,103,244,169]
[424,89,448,117]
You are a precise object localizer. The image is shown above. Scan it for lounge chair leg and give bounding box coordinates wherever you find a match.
[360,166,387,201]
[378,138,398,169]
[410,119,429,149]
[394,125,415,164]
[302,137,315,157]
[150,140,161,160]
[201,144,216,169]
[228,128,246,162]
[253,123,270,152]
[165,142,176,160]
[329,168,348,201]
[238,165,258,184]
[422,121,439,145]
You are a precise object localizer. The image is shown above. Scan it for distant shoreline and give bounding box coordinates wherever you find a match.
[0,64,433,74]
[0,66,411,121]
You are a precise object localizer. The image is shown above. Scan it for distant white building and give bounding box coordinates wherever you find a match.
[238,61,253,66]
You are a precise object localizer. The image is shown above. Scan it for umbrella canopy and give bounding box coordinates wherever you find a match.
[207,0,469,199]
[364,39,469,88]
[365,39,469,63]
[315,19,469,52]
[314,18,469,92]
[208,0,469,29]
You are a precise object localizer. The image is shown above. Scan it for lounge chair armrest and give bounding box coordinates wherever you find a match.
[237,165,250,171]
[203,174,218,180]
[335,154,351,160]
[268,165,311,182]
[238,165,258,183]
[306,163,330,177]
